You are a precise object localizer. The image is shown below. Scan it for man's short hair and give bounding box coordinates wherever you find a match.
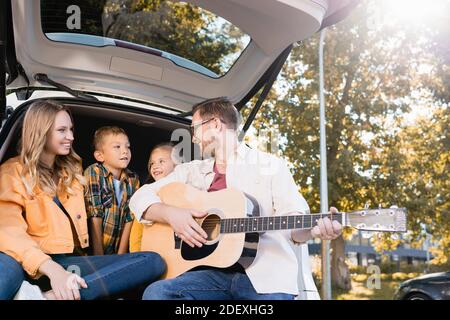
[192,97,240,130]
[93,126,128,151]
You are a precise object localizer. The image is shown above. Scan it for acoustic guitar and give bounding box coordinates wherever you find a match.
[140,182,407,279]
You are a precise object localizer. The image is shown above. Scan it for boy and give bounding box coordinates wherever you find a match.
[84,126,140,255]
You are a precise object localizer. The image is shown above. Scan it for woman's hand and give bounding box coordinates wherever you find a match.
[39,260,88,300]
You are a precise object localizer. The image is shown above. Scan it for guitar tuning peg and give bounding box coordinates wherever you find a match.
[378,203,382,209]
[390,205,399,209]
[364,202,370,209]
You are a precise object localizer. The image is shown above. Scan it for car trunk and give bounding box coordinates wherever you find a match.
[1,0,361,165]
[2,0,360,121]
[0,98,191,182]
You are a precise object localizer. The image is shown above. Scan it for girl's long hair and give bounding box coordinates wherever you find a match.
[19,100,86,196]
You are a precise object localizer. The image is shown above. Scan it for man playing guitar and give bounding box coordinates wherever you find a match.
[130,97,342,300]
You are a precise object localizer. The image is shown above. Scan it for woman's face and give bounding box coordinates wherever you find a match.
[149,147,175,181]
[44,111,74,156]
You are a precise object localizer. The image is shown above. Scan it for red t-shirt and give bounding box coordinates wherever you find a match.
[206,163,245,273]
[207,163,227,192]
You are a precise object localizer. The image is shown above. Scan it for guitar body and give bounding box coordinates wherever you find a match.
[140,182,261,279]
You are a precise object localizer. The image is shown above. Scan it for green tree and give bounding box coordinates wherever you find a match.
[370,105,449,265]
[102,0,246,75]
[41,0,246,75]
[243,0,449,290]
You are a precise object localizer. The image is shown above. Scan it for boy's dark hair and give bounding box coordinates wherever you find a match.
[93,126,128,151]
[192,97,240,130]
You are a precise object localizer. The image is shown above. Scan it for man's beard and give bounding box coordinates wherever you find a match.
[200,138,217,159]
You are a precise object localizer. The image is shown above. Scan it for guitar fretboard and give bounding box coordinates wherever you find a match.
[220,213,342,234]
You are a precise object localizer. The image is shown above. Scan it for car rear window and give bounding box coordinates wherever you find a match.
[40,0,251,78]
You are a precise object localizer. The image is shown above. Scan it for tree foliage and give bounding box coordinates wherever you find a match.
[242,0,449,285]
[41,0,247,75]
[102,0,245,74]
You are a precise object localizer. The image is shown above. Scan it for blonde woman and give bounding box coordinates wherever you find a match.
[0,100,165,300]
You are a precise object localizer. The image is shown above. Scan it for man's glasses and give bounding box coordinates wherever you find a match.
[189,118,216,137]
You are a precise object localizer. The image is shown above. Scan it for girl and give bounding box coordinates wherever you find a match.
[0,100,165,300]
[129,142,176,252]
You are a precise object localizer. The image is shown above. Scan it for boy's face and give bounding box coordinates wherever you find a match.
[149,147,175,181]
[94,133,131,171]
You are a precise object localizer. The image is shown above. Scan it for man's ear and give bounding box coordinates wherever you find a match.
[94,150,104,162]
[215,118,224,131]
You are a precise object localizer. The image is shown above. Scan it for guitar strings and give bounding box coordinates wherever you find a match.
[200,214,342,229]
[199,214,342,226]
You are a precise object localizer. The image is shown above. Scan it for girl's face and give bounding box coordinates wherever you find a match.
[44,111,74,156]
[149,147,175,181]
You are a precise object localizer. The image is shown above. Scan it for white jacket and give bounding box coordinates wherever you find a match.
[130,144,310,294]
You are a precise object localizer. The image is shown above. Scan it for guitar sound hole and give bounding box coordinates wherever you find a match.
[201,214,221,241]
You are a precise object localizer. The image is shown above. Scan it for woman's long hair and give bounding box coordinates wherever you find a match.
[19,100,86,196]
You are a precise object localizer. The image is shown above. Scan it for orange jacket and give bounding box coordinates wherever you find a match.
[0,157,89,278]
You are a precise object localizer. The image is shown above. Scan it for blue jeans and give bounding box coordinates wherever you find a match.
[0,253,25,300]
[0,251,165,300]
[143,268,295,300]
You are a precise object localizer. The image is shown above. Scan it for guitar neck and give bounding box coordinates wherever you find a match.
[220,213,343,234]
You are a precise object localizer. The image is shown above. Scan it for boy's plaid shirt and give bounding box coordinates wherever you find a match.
[84,163,140,254]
